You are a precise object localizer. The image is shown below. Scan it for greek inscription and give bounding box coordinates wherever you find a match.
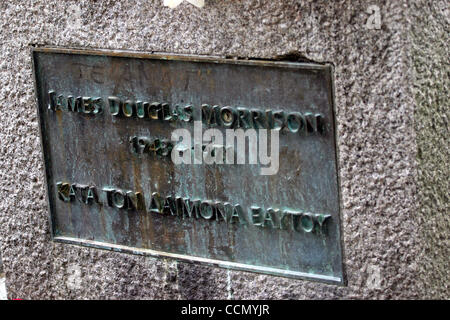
[56,182,331,234]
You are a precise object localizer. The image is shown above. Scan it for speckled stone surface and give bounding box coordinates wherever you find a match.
[0,0,447,299]
[411,0,449,299]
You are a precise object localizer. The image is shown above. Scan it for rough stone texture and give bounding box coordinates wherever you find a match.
[411,0,450,299]
[0,0,447,299]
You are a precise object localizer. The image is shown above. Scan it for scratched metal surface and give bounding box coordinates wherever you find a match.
[32,47,344,283]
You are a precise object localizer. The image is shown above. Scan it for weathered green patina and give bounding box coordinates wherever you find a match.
[32,47,344,283]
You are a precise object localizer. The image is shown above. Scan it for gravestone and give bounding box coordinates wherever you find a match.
[0,1,448,299]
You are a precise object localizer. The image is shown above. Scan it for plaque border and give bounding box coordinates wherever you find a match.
[31,46,346,285]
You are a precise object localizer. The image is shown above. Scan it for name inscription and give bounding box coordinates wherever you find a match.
[48,91,326,133]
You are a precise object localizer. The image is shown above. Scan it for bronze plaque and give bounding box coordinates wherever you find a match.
[32,47,344,283]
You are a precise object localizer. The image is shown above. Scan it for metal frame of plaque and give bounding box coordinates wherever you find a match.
[32,47,345,284]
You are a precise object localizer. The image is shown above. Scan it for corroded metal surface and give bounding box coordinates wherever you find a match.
[32,47,344,283]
